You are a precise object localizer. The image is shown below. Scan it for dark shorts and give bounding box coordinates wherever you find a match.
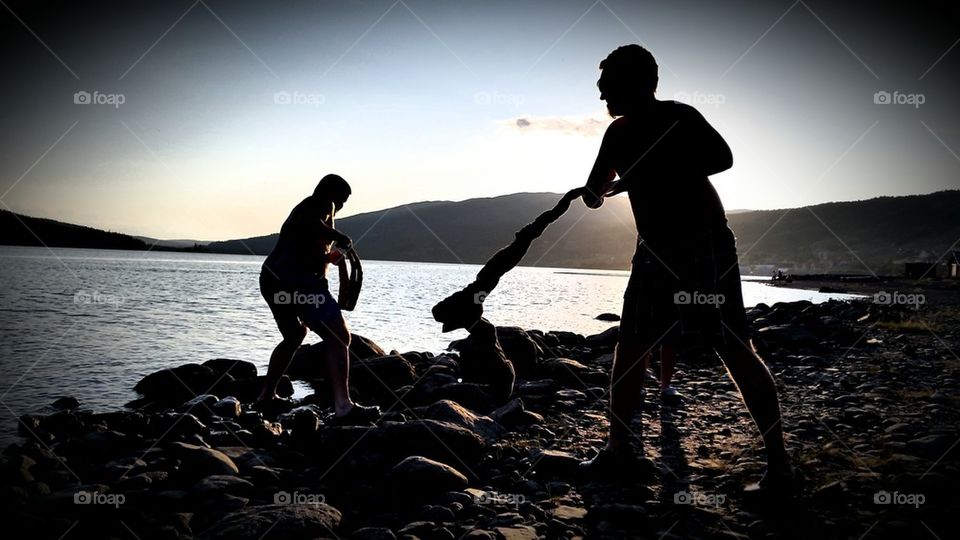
[260,266,341,337]
[620,227,749,349]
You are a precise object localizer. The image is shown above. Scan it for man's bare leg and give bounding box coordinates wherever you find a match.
[659,345,677,391]
[607,338,652,452]
[315,317,354,416]
[258,324,307,403]
[716,340,791,474]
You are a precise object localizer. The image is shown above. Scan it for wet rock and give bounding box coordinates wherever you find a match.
[192,474,254,496]
[203,359,258,380]
[391,456,468,494]
[531,449,580,477]
[421,400,504,442]
[219,376,294,403]
[540,357,607,387]
[352,354,418,397]
[289,334,386,378]
[212,397,241,418]
[50,396,80,410]
[135,363,231,403]
[596,313,621,322]
[352,527,397,540]
[317,420,485,471]
[170,442,239,477]
[586,327,619,348]
[494,525,538,540]
[199,503,342,540]
[399,521,454,540]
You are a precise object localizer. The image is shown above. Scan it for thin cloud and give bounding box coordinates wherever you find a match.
[502,114,610,136]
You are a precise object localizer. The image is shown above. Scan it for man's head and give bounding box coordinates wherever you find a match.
[313,174,351,211]
[598,44,658,117]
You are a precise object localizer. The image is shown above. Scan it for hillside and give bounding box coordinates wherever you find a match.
[208,190,960,273]
[0,210,149,251]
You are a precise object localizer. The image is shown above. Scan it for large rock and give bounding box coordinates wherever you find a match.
[289,334,386,379]
[203,359,258,380]
[199,503,342,540]
[316,420,485,473]
[351,354,418,398]
[451,326,541,377]
[219,375,294,403]
[421,400,504,442]
[135,364,233,403]
[391,455,468,494]
[540,357,608,387]
[170,442,239,477]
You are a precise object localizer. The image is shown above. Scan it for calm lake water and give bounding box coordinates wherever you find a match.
[0,246,862,443]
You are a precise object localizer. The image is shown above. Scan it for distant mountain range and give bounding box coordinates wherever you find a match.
[208,190,960,274]
[4,190,958,274]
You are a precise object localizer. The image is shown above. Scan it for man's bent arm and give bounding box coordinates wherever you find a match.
[583,122,620,208]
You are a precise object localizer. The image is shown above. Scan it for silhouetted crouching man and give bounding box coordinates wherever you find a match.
[578,45,794,492]
[258,174,380,425]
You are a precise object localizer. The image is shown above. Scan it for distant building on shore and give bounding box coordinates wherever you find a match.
[949,251,960,279]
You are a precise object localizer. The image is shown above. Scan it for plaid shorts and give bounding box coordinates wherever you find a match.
[620,227,749,349]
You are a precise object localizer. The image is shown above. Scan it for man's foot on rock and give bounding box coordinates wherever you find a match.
[578,447,657,482]
[743,464,800,497]
[660,386,682,403]
[327,404,381,426]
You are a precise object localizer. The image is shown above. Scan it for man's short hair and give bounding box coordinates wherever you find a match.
[314,174,351,200]
[599,44,659,94]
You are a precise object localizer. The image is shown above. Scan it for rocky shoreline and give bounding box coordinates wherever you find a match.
[2,296,958,539]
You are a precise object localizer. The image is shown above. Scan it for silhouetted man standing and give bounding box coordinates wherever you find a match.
[258,174,380,425]
[579,45,794,491]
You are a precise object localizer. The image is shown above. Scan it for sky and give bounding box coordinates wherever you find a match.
[1,0,958,240]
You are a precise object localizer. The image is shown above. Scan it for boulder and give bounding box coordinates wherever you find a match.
[540,357,607,387]
[289,334,386,379]
[199,503,342,540]
[595,312,621,322]
[219,376,293,403]
[351,354,418,397]
[170,442,239,477]
[391,455,468,494]
[316,420,485,472]
[135,364,232,403]
[212,397,242,418]
[421,400,504,442]
[203,359,258,380]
